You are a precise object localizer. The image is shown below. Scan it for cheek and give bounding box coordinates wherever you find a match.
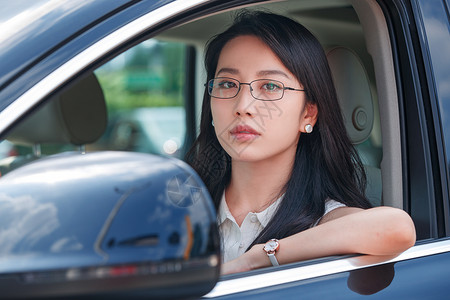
[266,112,302,149]
[267,114,301,138]
[264,101,303,132]
[210,100,222,122]
[210,100,234,129]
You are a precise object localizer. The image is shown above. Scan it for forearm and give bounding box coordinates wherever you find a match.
[245,207,416,270]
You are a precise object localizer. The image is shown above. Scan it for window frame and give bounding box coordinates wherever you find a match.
[378,0,449,239]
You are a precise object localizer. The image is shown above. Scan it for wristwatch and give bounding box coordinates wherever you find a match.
[263,239,280,266]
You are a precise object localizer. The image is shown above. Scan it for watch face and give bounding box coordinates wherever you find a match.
[264,239,279,252]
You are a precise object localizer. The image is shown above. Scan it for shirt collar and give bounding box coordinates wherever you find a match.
[256,195,283,227]
[217,191,283,227]
[217,191,230,225]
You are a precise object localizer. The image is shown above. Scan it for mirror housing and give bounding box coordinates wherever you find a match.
[0,152,220,298]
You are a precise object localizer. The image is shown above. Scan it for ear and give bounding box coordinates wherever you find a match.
[299,102,318,133]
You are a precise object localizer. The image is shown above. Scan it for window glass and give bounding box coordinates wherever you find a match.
[93,39,187,158]
[416,0,450,188]
[0,39,189,177]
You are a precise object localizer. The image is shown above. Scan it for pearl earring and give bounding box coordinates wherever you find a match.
[305,124,313,133]
[212,120,214,127]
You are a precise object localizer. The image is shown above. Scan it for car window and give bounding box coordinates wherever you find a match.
[0,38,190,175]
[0,0,423,284]
[92,39,188,158]
[0,0,386,227]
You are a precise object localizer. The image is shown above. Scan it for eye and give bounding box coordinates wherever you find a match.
[261,81,282,92]
[218,80,238,89]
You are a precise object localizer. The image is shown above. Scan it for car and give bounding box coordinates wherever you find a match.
[0,0,449,298]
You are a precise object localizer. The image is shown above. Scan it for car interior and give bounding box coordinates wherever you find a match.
[0,73,107,175]
[157,0,400,209]
[0,0,415,273]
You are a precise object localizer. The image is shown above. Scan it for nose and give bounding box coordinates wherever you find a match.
[234,83,255,117]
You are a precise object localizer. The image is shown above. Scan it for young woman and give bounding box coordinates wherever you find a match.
[186,11,416,274]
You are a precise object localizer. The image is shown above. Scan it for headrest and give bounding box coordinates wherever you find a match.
[8,73,107,146]
[326,47,374,144]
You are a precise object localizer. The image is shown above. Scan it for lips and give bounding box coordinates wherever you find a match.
[230,124,260,141]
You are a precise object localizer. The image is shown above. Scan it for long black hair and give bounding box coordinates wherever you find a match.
[185,10,372,249]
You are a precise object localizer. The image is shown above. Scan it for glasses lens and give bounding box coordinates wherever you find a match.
[208,78,240,99]
[250,79,284,100]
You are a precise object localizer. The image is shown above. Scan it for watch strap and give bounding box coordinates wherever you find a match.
[267,252,279,266]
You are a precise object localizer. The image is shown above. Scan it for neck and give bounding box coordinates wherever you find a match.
[225,149,295,221]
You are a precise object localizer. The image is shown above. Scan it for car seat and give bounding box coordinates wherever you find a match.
[326,46,382,206]
[0,72,107,175]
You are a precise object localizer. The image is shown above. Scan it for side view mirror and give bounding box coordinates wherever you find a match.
[0,151,220,298]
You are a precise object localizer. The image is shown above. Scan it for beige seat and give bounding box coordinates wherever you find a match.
[0,73,107,175]
[326,46,382,206]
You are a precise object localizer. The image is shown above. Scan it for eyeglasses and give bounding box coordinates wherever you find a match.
[206,77,305,101]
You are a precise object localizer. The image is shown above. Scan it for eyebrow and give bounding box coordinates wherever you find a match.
[216,68,291,79]
[257,70,291,79]
[216,68,239,76]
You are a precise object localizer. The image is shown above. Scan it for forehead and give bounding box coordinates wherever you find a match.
[216,35,292,78]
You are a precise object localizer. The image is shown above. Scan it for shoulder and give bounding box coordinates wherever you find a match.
[312,199,348,227]
[324,199,346,215]
[319,201,364,225]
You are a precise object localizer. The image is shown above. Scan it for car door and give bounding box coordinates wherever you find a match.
[1,0,450,299]
[205,0,450,297]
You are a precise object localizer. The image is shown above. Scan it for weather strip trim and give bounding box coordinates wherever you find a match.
[204,239,450,297]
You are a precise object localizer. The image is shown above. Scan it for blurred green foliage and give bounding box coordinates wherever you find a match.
[95,39,186,113]
[0,40,190,159]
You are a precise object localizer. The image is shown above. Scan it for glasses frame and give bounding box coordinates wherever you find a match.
[205,77,305,101]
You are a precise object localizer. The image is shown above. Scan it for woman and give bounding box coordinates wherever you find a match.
[186,11,416,274]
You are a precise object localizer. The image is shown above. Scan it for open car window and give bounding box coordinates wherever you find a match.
[0,0,394,240]
[0,0,392,208]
